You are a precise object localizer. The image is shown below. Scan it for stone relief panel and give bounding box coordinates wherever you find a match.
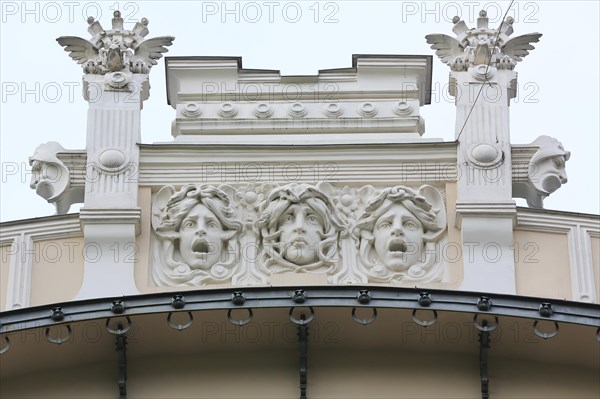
[151,184,243,286]
[354,186,447,284]
[150,183,449,288]
[256,183,346,275]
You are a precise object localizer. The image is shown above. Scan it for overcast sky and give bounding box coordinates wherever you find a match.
[1,1,598,222]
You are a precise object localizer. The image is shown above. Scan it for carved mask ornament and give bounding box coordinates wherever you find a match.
[529,136,570,202]
[372,203,425,272]
[355,185,447,283]
[152,185,242,286]
[256,183,346,274]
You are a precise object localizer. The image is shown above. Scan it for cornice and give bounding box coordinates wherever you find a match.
[166,54,432,106]
[516,208,600,232]
[455,201,518,227]
[0,214,82,240]
[79,209,142,235]
[137,142,459,186]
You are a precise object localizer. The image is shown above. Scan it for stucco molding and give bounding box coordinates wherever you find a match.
[165,55,431,142]
[0,216,82,310]
[455,201,517,228]
[516,209,600,303]
[79,208,142,235]
[137,143,459,186]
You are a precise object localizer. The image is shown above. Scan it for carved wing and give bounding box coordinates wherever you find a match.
[501,33,542,62]
[56,36,99,64]
[425,34,464,65]
[133,36,175,65]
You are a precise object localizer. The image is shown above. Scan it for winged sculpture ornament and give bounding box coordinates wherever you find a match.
[57,11,174,75]
[425,11,541,71]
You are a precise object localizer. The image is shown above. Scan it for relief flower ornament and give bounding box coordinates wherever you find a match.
[334,186,359,218]
[331,185,375,223]
[235,183,266,214]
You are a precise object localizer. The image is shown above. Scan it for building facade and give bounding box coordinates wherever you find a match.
[1,10,599,399]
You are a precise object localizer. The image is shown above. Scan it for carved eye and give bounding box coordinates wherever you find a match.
[306,214,320,225]
[207,221,219,230]
[404,221,419,230]
[378,222,392,230]
[553,158,565,168]
[282,213,295,223]
[182,220,195,229]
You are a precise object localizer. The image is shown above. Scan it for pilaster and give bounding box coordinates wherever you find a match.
[55,11,174,299]
[427,10,542,294]
[452,67,518,294]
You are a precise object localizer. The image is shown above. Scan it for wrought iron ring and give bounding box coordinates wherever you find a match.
[227,308,253,326]
[533,320,559,340]
[0,336,10,355]
[105,316,132,335]
[167,311,194,331]
[412,309,438,327]
[45,324,72,345]
[352,307,377,325]
[289,306,315,325]
[473,314,499,332]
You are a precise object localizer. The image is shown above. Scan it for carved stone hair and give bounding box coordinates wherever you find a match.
[354,186,443,239]
[156,184,242,239]
[256,183,346,273]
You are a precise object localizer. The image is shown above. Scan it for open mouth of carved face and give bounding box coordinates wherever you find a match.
[35,180,54,200]
[388,240,407,253]
[192,239,210,254]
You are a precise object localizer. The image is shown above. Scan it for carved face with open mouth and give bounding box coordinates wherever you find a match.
[29,160,63,200]
[278,203,325,265]
[178,203,234,270]
[373,204,424,271]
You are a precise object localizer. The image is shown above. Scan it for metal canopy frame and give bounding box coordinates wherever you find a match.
[1,286,599,399]
[1,286,599,334]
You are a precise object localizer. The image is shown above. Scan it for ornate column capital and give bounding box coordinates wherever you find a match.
[426,10,541,73]
[56,11,174,103]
